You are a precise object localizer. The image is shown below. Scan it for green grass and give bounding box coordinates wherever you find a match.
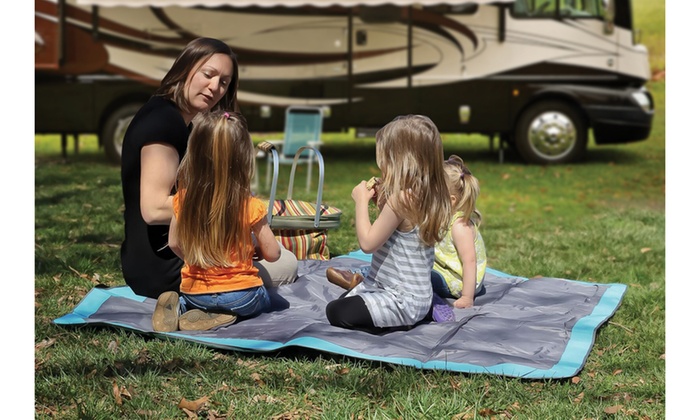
[34,79,665,419]
[34,1,665,417]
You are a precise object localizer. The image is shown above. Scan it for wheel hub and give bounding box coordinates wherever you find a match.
[528,112,576,159]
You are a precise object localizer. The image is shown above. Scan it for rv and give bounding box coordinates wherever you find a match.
[35,0,654,164]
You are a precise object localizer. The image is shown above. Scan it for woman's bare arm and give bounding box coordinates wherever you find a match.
[140,143,180,225]
[252,218,281,262]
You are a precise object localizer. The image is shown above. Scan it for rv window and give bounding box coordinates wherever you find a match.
[512,0,604,18]
[511,0,556,17]
[558,0,603,18]
[424,4,478,15]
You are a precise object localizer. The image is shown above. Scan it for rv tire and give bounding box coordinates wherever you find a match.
[514,100,586,164]
[102,103,142,164]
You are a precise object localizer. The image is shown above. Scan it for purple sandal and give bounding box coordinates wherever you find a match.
[431,293,455,323]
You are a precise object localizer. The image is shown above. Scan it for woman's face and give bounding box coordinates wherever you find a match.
[184,53,234,118]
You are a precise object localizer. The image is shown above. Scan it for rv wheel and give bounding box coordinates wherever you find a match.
[514,101,586,164]
[101,103,142,164]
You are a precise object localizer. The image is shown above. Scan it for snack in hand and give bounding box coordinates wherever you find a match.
[366,176,381,190]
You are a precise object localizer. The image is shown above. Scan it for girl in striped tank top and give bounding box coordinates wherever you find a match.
[325,115,452,333]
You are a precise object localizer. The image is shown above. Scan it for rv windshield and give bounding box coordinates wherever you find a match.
[512,0,604,19]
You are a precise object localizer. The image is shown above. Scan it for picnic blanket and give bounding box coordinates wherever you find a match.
[54,251,626,379]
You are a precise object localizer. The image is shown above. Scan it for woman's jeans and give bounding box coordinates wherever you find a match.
[180,286,271,318]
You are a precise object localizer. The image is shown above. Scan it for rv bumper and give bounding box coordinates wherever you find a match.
[586,88,654,144]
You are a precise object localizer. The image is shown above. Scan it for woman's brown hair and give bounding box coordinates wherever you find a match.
[155,37,239,114]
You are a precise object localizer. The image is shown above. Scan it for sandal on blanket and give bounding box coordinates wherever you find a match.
[431,293,455,323]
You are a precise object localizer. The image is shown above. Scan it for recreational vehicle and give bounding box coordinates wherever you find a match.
[35,0,654,164]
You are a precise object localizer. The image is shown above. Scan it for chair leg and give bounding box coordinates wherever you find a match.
[306,156,313,192]
[266,159,272,192]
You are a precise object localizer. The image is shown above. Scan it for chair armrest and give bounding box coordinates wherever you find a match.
[307,140,323,148]
[266,140,284,148]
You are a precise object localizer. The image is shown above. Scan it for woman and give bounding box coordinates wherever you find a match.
[120,37,297,299]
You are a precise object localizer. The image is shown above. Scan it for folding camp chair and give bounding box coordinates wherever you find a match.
[257,141,341,260]
[264,105,324,192]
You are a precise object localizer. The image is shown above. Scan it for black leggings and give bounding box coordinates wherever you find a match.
[326,295,414,334]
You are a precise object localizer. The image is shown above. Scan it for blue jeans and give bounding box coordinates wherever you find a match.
[430,270,485,299]
[180,286,271,318]
[430,271,453,298]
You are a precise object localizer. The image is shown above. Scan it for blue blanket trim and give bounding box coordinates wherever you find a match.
[52,258,626,378]
[53,286,146,325]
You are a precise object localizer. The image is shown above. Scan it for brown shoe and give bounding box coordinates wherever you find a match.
[178,309,237,331]
[326,267,364,290]
[152,291,179,332]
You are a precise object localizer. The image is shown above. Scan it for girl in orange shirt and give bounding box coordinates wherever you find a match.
[152,110,281,332]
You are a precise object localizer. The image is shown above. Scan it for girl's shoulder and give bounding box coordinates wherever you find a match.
[451,210,467,225]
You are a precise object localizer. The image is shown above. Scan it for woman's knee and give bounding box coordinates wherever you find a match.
[256,243,298,288]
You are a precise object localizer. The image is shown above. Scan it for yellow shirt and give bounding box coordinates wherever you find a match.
[174,193,267,294]
[433,211,487,298]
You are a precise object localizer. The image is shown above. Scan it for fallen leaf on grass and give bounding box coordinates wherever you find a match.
[68,266,89,279]
[613,369,623,375]
[478,408,497,416]
[573,392,585,404]
[252,395,279,404]
[206,410,227,420]
[236,358,260,369]
[35,338,56,351]
[181,407,197,419]
[112,380,132,406]
[604,405,623,414]
[640,247,652,253]
[571,376,581,384]
[452,407,474,420]
[108,340,119,353]
[251,372,265,387]
[178,396,209,412]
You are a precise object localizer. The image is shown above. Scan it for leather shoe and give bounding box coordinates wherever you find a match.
[326,267,364,290]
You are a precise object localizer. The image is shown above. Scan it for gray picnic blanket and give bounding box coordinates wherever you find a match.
[54,252,625,378]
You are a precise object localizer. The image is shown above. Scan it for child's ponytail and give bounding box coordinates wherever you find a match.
[444,155,482,226]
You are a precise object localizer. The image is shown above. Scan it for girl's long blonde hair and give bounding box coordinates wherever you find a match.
[444,155,482,226]
[175,110,254,268]
[374,115,451,246]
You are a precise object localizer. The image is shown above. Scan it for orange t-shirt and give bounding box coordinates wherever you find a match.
[173,192,267,294]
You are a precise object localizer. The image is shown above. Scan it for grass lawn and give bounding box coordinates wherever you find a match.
[31,0,668,418]
[33,79,665,418]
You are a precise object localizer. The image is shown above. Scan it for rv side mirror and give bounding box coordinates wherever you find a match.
[602,0,615,35]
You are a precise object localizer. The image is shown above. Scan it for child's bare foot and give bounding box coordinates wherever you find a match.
[326,267,364,290]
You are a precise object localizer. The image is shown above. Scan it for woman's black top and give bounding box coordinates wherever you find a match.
[120,96,190,298]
